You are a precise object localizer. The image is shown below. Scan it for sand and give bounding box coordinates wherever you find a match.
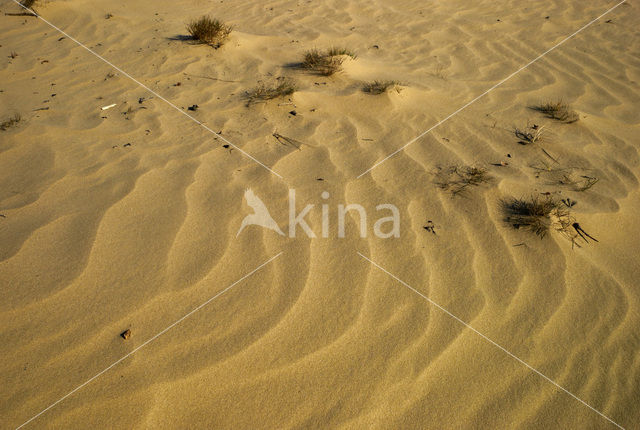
[1,0,639,428]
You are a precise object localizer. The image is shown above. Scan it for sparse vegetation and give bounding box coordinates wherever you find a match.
[326,47,357,58]
[273,132,306,150]
[4,0,38,16]
[500,195,595,247]
[434,165,492,196]
[122,106,136,119]
[532,100,579,123]
[559,173,599,191]
[501,196,562,237]
[186,16,232,48]
[247,77,296,105]
[514,124,545,144]
[532,163,599,192]
[301,48,355,76]
[0,113,22,131]
[363,80,401,95]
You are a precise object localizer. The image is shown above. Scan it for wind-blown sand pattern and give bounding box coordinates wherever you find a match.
[1,0,639,428]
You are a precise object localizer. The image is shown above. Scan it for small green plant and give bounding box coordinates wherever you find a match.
[434,165,491,196]
[186,16,232,48]
[363,80,401,95]
[0,113,22,131]
[247,77,296,104]
[532,100,579,123]
[301,48,355,76]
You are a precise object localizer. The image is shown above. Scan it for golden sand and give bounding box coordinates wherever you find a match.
[1,0,639,428]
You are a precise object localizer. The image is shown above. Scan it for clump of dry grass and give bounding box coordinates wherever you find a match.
[301,48,355,76]
[4,0,38,16]
[246,77,296,105]
[302,50,343,76]
[501,196,561,237]
[363,80,401,95]
[326,47,357,58]
[0,113,21,131]
[514,124,545,145]
[434,165,492,196]
[503,195,598,247]
[532,100,579,123]
[186,16,232,48]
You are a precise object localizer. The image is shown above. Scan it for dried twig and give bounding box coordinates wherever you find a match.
[183,73,238,83]
[272,132,310,150]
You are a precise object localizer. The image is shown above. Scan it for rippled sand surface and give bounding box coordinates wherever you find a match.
[1,0,639,428]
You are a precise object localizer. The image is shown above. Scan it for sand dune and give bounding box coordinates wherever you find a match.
[1,0,639,428]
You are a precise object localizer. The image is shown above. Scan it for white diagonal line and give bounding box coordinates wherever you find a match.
[356,0,627,178]
[357,251,625,429]
[14,252,282,429]
[7,0,283,179]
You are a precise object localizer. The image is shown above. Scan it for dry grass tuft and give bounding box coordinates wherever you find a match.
[363,80,401,95]
[514,124,545,144]
[501,196,561,237]
[1,113,21,131]
[247,77,296,105]
[326,47,357,58]
[532,100,579,123]
[186,16,232,48]
[5,0,38,16]
[504,195,598,247]
[435,165,492,196]
[301,48,355,76]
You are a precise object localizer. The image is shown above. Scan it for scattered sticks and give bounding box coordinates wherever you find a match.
[434,165,492,196]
